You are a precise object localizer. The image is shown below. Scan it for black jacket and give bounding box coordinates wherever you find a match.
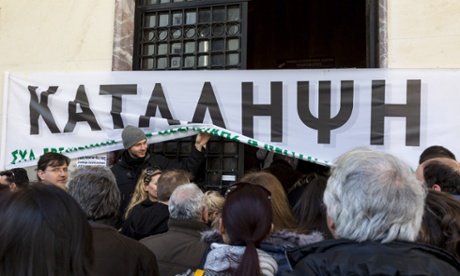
[284,238,460,275]
[111,146,206,221]
[121,201,170,240]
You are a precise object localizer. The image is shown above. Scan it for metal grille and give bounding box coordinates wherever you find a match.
[135,1,247,70]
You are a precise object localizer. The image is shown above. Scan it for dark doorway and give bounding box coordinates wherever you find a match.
[247,0,367,70]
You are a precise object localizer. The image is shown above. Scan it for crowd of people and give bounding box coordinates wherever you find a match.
[1,125,460,275]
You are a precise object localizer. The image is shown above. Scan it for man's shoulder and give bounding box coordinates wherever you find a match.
[290,238,456,256]
[92,223,155,255]
[110,156,128,171]
[139,230,171,249]
[287,239,460,275]
[145,152,169,163]
[139,220,208,246]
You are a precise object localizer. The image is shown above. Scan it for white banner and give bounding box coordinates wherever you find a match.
[2,69,460,170]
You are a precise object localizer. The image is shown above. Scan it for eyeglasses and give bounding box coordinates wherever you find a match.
[46,168,68,174]
[225,182,272,200]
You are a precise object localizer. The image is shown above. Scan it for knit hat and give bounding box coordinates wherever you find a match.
[122,125,147,149]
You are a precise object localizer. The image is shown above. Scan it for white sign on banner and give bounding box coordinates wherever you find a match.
[76,155,108,167]
[2,69,460,170]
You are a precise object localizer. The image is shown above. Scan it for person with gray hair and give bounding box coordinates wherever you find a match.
[286,148,460,275]
[69,166,120,225]
[68,166,159,276]
[140,183,210,276]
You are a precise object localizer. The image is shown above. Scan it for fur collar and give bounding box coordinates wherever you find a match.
[201,229,323,249]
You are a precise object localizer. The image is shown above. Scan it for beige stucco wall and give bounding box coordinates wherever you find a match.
[0,0,115,159]
[387,0,460,68]
[1,0,460,171]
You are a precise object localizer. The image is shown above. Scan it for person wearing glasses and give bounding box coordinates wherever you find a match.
[0,168,30,192]
[111,125,210,226]
[36,152,70,190]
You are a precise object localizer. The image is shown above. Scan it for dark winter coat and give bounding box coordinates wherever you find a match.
[140,218,210,276]
[285,238,460,275]
[91,222,159,276]
[201,229,323,276]
[121,201,169,240]
[111,147,206,225]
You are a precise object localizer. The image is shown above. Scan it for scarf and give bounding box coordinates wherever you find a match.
[123,150,145,169]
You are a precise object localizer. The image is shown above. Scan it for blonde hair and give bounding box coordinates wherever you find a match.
[204,190,225,229]
[124,168,162,219]
[241,171,298,231]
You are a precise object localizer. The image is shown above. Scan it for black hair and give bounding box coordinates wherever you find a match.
[222,182,273,276]
[419,145,456,165]
[0,183,93,275]
[36,152,70,182]
[424,160,460,194]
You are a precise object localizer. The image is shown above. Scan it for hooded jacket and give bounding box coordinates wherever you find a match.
[201,229,323,276]
[204,243,278,276]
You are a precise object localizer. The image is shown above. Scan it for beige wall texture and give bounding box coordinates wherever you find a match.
[0,0,115,156]
[387,0,460,68]
[1,0,460,170]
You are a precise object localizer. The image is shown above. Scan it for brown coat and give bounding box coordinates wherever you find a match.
[91,223,159,276]
[140,219,210,276]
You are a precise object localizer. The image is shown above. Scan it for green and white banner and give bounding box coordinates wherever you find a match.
[2,69,460,169]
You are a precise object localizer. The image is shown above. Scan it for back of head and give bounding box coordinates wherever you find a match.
[272,153,299,169]
[168,183,206,221]
[418,190,460,259]
[419,145,456,165]
[325,148,426,243]
[68,166,120,224]
[422,158,460,195]
[293,175,333,239]
[0,183,93,275]
[204,190,225,228]
[241,171,297,231]
[9,168,29,189]
[222,182,273,276]
[157,169,192,202]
